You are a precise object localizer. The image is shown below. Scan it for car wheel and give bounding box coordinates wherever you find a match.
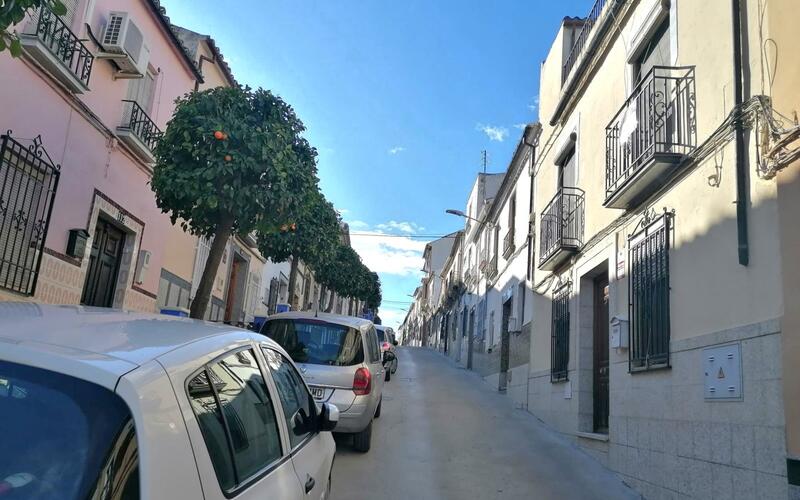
[384,369,391,382]
[391,359,398,374]
[352,421,372,453]
[375,397,382,418]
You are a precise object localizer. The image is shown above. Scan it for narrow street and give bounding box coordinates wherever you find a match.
[331,348,639,500]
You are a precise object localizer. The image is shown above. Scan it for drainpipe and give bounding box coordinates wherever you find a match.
[732,0,749,266]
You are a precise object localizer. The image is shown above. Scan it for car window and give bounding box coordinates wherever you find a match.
[0,360,139,500]
[187,349,282,493]
[376,328,386,342]
[262,319,364,366]
[262,348,317,449]
[366,328,380,363]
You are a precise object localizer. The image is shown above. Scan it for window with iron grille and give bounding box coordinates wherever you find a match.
[628,213,672,372]
[551,285,570,382]
[0,134,60,296]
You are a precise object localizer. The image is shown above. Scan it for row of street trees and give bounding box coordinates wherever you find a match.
[151,86,380,319]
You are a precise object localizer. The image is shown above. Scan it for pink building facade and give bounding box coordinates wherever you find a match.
[0,0,201,311]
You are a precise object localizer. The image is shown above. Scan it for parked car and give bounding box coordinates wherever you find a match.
[375,325,399,378]
[0,304,338,500]
[261,312,394,452]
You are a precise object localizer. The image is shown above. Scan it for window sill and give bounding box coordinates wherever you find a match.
[629,363,671,374]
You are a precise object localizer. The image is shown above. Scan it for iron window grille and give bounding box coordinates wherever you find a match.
[539,187,585,267]
[502,229,515,258]
[605,66,697,202]
[27,5,94,87]
[0,133,60,296]
[551,284,571,382]
[628,211,673,372]
[120,100,163,152]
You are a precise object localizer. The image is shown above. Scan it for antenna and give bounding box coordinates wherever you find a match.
[481,150,489,173]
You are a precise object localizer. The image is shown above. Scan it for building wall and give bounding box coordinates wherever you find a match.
[526,1,788,498]
[0,0,197,311]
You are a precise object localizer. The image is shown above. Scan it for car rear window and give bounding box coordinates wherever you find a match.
[262,319,364,366]
[376,329,386,342]
[0,360,139,500]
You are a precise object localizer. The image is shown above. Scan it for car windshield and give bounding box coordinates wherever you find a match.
[0,360,138,500]
[263,319,364,366]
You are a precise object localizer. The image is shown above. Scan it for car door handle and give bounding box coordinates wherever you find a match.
[305,474,315,494]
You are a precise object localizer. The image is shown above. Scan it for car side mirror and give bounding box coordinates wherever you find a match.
[318,402,339,432]
[392,340,399,346]
[382,351,396,364]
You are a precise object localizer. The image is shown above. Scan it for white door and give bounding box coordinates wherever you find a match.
[175,346,306,500]
[261,347,333,499]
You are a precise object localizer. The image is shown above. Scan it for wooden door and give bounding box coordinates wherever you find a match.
[81,220,125,308]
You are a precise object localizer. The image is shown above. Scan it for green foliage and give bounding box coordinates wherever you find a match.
[315,244,382,309]
[1,0,66,56]
[256,189,340,271]
[151,86,318,239]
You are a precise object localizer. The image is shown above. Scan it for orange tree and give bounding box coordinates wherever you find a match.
[1,1,65,55]
[152,86,318,319]
[256,189,341,309]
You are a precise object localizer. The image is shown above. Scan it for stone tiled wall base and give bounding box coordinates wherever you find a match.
[124,288,157,313]
[34,253,83,304]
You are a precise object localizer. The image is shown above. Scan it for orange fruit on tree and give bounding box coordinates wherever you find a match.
[214,130,224,140]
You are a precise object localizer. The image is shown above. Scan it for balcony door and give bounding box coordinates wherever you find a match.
[127,68,156,115]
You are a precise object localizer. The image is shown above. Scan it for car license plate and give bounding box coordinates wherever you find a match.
[310,387,325,400]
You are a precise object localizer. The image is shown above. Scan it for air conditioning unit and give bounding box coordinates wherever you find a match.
[100,12,149,76]
[134,249,151,284]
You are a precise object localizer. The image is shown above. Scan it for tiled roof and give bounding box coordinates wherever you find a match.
[145,0,204,82]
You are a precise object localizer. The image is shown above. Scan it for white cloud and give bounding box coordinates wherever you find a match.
[513,123,528,130]
[476,123,509,142]
[528,97,539,112]
[379,308,408,329]
[344,220,428,277]
[374,220,424,234]
[388,146,406,155]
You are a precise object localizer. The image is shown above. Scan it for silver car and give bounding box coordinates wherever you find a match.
[261,312,392,452]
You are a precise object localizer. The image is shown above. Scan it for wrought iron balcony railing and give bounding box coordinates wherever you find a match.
[562,0,608,83]
[539,187,585,270]
[119,100,163,153]
[605,66,696,208]
[502,230,514,258]
[486,254,498,279]
[21,6,94,90]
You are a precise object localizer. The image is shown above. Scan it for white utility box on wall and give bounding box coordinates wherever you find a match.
[610,316,629,349]
[703,343,743,400]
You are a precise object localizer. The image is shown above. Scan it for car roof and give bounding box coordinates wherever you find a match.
[266,311,374,331]
[0,303,279,370]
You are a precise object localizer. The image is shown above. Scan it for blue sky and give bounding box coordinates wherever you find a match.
[161,0,593,328]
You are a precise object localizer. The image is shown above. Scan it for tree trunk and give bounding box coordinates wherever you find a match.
[325,290,335,313]
[190,218,234,320]
[287,257,300,310]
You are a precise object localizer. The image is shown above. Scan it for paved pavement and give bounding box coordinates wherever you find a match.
[330,347,639,500]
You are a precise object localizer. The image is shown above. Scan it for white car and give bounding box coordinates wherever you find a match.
[0,304,338,500]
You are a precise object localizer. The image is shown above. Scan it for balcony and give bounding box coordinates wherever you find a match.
[605,66,696,209]
[19,7,94,93]
[502,230,515,258]
[538,187,585,271]
[117,100,163,163]
[562,0,608,83]
[486,255,498,279]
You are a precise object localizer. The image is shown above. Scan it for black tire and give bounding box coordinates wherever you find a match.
[352,421,372,452]
[384,369,391,382]
[375,397,382,418]
[391,358,398,374]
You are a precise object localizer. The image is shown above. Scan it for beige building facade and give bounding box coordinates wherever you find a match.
[523,0,797,498]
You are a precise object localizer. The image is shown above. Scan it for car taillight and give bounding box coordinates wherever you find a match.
[382,341,391,351]
[353,367,371,395]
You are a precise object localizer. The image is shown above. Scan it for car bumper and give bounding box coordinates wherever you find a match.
[333,402,374,433]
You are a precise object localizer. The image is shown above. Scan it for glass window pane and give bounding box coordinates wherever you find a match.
[263,319,364,366]
[187,369,236,491]
[188,349,282,492]
[0,360,137,500]
[262,349,316,449]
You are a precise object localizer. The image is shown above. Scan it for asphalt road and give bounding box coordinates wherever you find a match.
[330,347,639,500]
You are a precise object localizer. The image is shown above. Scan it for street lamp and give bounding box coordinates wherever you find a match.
[445,208,494,228]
